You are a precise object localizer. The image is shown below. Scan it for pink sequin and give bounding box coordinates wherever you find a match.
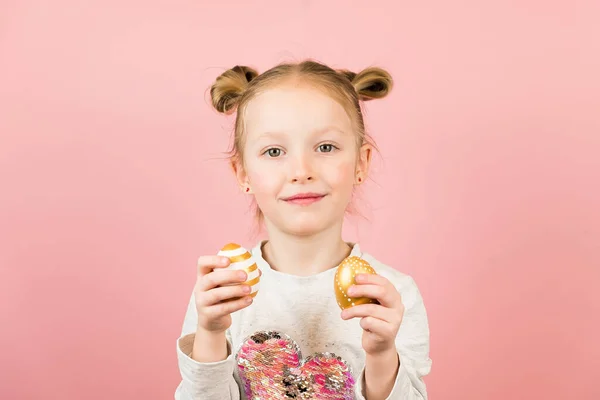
[235,331,355,399]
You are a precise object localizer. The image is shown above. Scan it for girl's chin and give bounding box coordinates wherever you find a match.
[279,218,332,236]
[263,208,342,236]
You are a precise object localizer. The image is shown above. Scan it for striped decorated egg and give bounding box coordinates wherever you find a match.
[334,256,378,310]
[217,243,260,298]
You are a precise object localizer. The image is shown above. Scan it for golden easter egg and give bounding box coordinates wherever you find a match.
[334,256,378,310]
[217,243,261,298]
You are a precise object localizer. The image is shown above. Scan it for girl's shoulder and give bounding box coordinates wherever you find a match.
[360,251,424,303]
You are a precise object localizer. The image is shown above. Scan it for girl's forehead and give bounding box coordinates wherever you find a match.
[243,86,353,137]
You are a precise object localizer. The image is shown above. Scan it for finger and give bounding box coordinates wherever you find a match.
[198,269,248,291]
[347,284,398,308]
[203,296,253,319]
[340,303,397,324]
[197,284,252,306]
[355,273,391,287]
[359,316,396,337]
[197,255,230,277]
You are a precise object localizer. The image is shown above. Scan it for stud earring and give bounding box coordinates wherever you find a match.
[245,187,250,192]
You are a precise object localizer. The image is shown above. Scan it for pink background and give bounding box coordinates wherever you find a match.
[1,1,599,399]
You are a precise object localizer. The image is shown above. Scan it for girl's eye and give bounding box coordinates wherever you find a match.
[266,148,282,157]
[318,144,336,153]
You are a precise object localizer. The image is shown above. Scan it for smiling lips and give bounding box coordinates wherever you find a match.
[282,192,326,205]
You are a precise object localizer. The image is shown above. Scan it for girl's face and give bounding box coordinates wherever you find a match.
[235,83,371,236]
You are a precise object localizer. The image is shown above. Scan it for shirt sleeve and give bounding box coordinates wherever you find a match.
[174,291,243,400]
[354,275,432,399]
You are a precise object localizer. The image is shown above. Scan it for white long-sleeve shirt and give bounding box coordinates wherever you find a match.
[175,241,431,399]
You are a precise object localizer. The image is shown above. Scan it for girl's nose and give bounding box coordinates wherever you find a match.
[289,154,314,183]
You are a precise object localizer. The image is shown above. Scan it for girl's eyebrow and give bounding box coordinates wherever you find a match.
[256,131,287,140]
[257,126,347,139]
[313,126,347,136]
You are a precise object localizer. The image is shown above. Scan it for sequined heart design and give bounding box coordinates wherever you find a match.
[235,331,355,399]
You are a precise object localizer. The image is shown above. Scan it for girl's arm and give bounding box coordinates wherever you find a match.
[356,275,432,399]
[174,292,242,400]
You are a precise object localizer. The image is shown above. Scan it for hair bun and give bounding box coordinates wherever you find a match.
[210,65,259,114]
[338,67,393,101]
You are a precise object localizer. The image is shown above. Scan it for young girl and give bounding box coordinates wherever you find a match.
[175,61,431,399]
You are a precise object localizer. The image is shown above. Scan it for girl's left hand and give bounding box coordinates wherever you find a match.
[340,273,405,356]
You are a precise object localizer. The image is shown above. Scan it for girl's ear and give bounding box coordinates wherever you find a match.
[231,159,251,192]
[356,143,373,184]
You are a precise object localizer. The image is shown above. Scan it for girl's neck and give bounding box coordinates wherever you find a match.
[261,222,352,277]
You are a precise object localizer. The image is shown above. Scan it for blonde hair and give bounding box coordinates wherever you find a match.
[209,60,393,225]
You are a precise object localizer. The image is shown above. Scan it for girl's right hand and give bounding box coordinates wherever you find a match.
[194,255,256,334]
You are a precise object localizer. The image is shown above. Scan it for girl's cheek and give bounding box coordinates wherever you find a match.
[247,168,275,191]
[327,159,355,184]
[244,159,265,183]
